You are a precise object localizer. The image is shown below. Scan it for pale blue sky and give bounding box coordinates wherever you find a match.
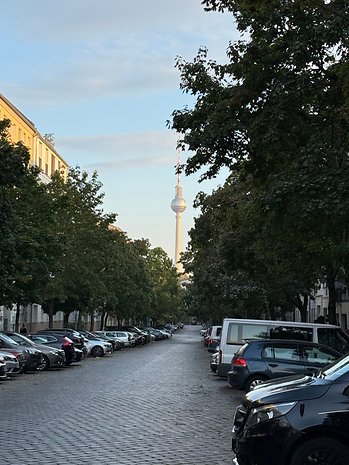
[1,1,238,260]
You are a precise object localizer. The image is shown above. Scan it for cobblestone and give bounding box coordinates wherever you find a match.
[0,326,243,464]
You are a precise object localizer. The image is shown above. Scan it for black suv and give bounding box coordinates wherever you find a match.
[232,353,349,465]
[228,338,341,392]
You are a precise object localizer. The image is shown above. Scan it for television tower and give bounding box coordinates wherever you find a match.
[171,147,186,273]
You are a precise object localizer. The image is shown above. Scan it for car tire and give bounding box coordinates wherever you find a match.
[289,438,349,465]
[37,355,50,371]
[91,346,104,357]
[245,375,268,393]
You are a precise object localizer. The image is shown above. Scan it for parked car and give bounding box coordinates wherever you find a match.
[96,330,134,348]
[106,326,150,343]
[210,350,219,373]
[77,330,113,357]
[228,338,342,392]
[232,353,349,465]
[38,329,87,354]
[207,325,222,352]
[0,350,21,376]
[143,328,165,341]
[3,331,65,371]
[0,332,42,372]
[0,355,7,379]
[90,332,124,351]
[218,317,349,377]
[29,334,76,366]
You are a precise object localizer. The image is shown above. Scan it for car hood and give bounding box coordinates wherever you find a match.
[244,374,332,407]
[34,343,62,353]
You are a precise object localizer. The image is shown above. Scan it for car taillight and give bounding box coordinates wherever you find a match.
[63,337,72,347]
[233,357,247,367]
[209,337,213,344]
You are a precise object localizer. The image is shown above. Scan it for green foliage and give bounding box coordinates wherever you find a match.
[171,0,349,323]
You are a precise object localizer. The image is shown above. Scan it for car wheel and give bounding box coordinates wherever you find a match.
[245,375,268,393]
[37,355,50,371]
[91,346,104,357]
[289,438,349,465]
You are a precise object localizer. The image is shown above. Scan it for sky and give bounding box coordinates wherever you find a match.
[1,0,239,261]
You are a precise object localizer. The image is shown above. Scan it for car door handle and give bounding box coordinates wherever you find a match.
[268,363,278,367]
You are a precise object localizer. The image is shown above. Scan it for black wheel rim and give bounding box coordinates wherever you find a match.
[303,448,346,465]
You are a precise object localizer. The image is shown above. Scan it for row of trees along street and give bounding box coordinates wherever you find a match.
[169,0,349,326]
[0,119,185,331]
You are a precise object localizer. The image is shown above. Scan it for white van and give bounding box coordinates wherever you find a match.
[217,318,349,377]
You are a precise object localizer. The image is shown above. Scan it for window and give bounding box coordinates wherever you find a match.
[227,323,239,344]
[51,154,56,174]
[303,345,338,365]
[318,328,349,354]
[241,324,268,340]
[270,326,313,342]
[274,345,301,361]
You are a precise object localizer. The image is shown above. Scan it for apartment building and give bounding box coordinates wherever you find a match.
[0,93,69,331]
[0,93,68,181]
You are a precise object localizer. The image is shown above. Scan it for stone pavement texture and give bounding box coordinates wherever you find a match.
[0,325,242,465]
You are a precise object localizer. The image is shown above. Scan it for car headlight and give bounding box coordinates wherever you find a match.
[26,348,38,355]
[246,402,297,427]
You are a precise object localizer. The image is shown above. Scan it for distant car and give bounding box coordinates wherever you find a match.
[89,331,124,351]
[210,350,219,373]
[77,330,113,357]
[207,325,222,353]
[3,331,65,371]
[96,330,135,348]
[0,332,42,372]
[228,338,342,392]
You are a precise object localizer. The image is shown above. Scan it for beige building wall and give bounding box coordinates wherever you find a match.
[0,93,36,159]
[0,93,69,331]
[0,93,69,181]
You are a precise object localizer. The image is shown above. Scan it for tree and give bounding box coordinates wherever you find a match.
[170,0,349,324]
[41,167,116,327]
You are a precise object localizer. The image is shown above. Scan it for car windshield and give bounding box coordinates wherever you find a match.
[0,333,22,345]
[319,353,349,379]
[8,333,34,346]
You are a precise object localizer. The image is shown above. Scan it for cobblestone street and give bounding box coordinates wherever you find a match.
[0,325,242,465]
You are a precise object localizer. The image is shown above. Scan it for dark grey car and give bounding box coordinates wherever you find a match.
[3,331,65,371]
[227,338,341,392]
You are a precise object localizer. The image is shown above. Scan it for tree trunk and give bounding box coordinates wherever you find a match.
[77,310,82,329]
[327,273,337,325]
[294,293,308,322]
[15,303,21,332]
[89,312,94,331]
[48,301,54,328]
[63,312,69,327]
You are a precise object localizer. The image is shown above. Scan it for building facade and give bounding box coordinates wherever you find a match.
[0,93,69,332]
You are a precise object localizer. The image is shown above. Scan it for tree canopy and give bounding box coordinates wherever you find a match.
[171,0,349,324]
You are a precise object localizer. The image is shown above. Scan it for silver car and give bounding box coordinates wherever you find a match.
[0,350,20,376]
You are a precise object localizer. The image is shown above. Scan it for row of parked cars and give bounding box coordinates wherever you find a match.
[201,320,349,465]
[0,324,181,378]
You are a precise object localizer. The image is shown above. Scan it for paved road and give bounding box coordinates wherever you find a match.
[0,325,243,465]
